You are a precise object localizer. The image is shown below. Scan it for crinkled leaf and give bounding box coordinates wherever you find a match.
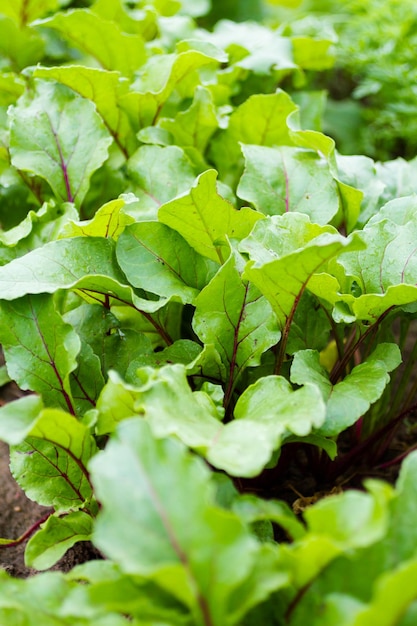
[193,249,281,394]
[0,294,79,412]
[10,407,97,511]
[159,169,263,262]
[35,9,146,78]
[336,196,417,321]
[291,344,401,436]
[9,81,112,207]
[241,214,362,330]
[126,145,196,218]
[33,66,136,157]
[237,144,340,224]
[90,418,269,625]
[25,511,93,570]
[116,221,218,303]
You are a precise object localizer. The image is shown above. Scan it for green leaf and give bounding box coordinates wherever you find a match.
[9,81,112,207]
[210,90,298,178]
[349,559,417,626]
[0,236,169,313]
[59,198,134,240]
[33,66,136,157]
[0,570,129,625]
[159,169,264,263]
[116,221,218,303]
[10,407,97,511]
[193,249,281,398]
[0,201,78,266]
[0,16,44,70]
[159,85,219,153]
[25,511,93,570]
[35,9,146,78]
[240,214,362,330]
[291,344,401,436]
[237,144,340,224]
[0,0,58,25]
[232,494,306,541]
[126,145,196,218]
[90,418,268,625]
[234,375,326,437]
[0,395,44,445]
[0,294,80,412]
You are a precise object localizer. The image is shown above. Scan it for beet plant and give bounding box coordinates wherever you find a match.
[0,0,417,624]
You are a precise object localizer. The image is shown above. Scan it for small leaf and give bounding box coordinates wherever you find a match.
[10,407,97,511]
[25,511,93,570]
[60,198,134,240]
[291,344,401,436]
[9,81,112,207]
[0,294,79,413]
[193,249,281,399]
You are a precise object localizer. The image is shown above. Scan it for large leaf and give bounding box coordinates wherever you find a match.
[35,9,146,78]
[0,294,79,412]
[159,169,263,263]
[208,90,297,178]
[193,249,281,402]
[33,66,136,157]
[240,214,363,369]
[90,418,287,625]
[237,144,340,224]
[116,221,218,303]
[0,236,169,313]
[9,81,112,207]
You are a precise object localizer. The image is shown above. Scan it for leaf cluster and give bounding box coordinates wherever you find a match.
[0,0,416,624]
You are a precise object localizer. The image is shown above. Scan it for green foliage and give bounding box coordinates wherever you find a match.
[0,0,416,623]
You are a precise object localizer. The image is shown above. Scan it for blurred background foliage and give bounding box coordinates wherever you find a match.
[204,0,417,161]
